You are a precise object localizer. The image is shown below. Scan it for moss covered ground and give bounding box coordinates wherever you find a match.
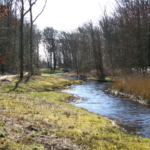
[41,69,64,74]
[0,74,150,150]
[87,77,114,82]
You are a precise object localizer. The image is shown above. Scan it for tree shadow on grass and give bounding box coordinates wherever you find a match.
[12,75,32,91]
[12,78,23,91]
[24,75,32,83]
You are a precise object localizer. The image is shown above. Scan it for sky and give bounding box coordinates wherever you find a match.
[32,0,116,32]
[30,0,116,59]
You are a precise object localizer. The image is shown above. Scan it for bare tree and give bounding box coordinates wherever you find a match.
[85,22,105,79]
[28,0,47,75]
[43,27,58,71]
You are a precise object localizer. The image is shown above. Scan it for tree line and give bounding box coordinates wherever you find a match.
[0,0,46,80]
[1,0,150,80]
[43,0,150,79]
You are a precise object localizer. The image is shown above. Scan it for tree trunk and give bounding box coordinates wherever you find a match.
[29,1,33,75]
[53,52,57,71]
[148,23,150,67]
[19,2,24,80]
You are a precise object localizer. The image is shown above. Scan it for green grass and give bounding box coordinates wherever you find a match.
[0,74,81,93]
[87,77,114,82]
[0,74,150,149]
[105,77,115,82]
[41,69,64,74]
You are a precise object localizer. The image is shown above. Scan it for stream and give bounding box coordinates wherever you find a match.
[62,80,150,138]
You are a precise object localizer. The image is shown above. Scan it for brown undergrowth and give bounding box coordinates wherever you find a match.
[113,75,150,103]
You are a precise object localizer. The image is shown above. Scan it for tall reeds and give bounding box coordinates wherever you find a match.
[113,75,150,101]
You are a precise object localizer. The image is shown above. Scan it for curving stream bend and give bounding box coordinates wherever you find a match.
[63,81,150,138]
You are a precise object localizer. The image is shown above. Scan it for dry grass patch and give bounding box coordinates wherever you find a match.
[113,75,150,103]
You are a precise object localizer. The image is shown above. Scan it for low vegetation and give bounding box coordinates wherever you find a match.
[0,74,150,150]
[41,69,64,74]
[86,77,114,82]
[113,75,150,103]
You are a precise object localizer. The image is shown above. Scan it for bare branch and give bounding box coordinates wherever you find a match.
[33,0,47,22]
[24,0,37,16]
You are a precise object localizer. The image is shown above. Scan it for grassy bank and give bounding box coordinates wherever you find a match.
[113,75,150,103]
[41,69,64,74]
[0,74,150,150]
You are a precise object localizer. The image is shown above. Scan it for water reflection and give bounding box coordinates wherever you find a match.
[64,81,150,138]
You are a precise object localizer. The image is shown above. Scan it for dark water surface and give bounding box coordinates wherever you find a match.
[63,81,150,138]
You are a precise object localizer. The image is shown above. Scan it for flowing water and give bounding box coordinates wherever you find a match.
[63,81,150,138]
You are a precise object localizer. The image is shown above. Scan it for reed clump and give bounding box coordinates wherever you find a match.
[113,75,150,102]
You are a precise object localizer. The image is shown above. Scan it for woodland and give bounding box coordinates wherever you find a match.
[1,0,150,79]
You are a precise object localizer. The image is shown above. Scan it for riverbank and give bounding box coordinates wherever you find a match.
[0,74,150,150]
[106,88,150,105]
[61,72,114,82]
[109,75,150,105]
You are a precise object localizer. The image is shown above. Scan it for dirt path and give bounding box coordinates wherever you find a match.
[0,74,17,80]
[0,72,28,80]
